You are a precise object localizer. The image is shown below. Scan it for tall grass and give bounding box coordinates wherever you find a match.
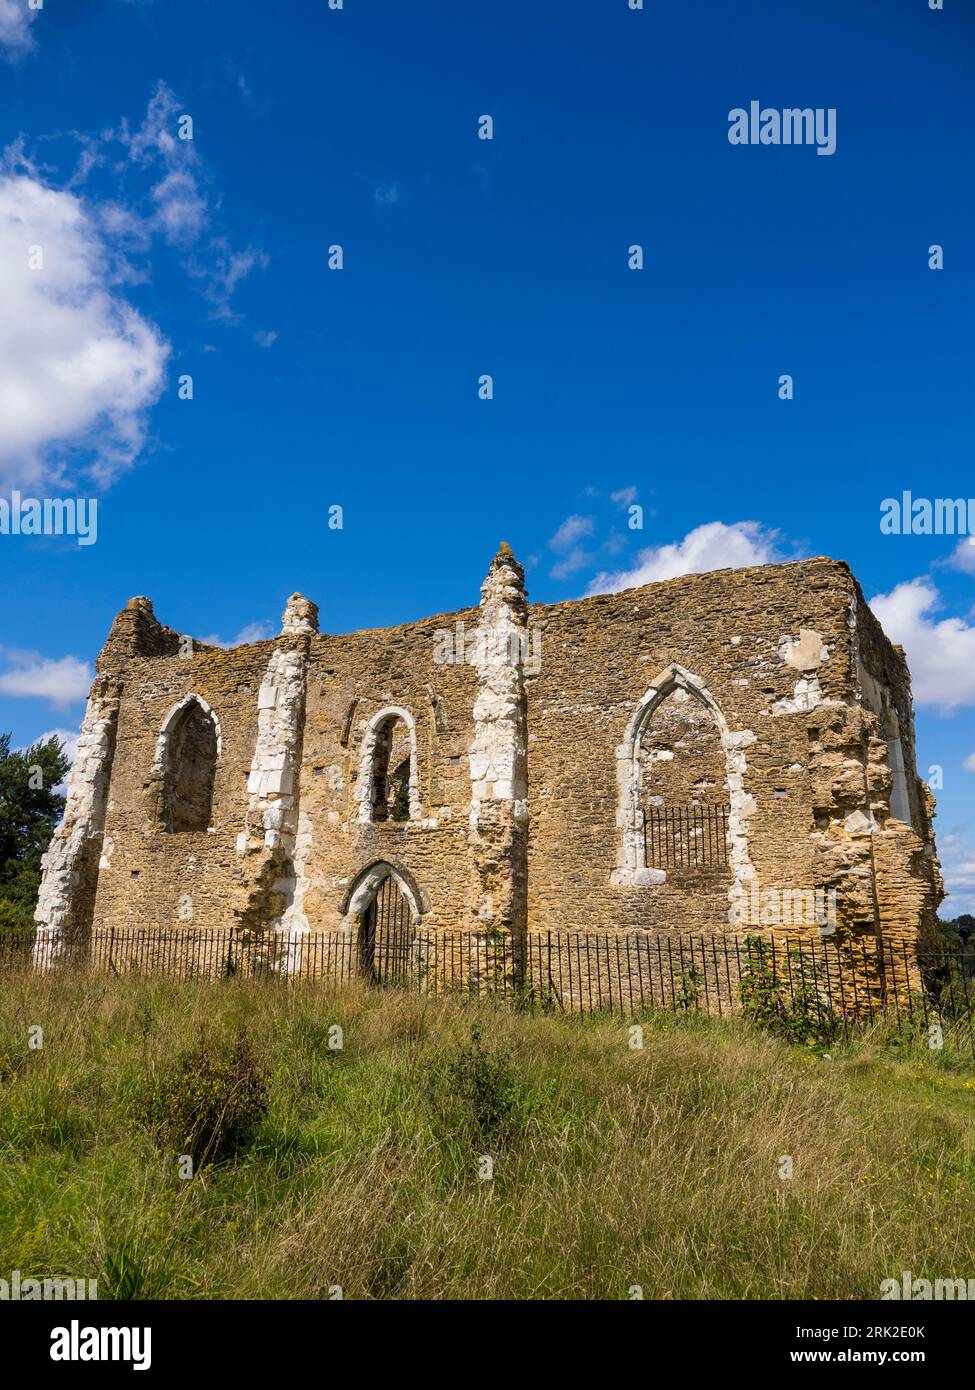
[1,970,973,1299]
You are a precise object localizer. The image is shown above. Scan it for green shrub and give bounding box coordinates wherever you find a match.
[426,1023,522,1148]
[739,938,840,1047]
[143,1025,268,1168]
[675,965,704,1012]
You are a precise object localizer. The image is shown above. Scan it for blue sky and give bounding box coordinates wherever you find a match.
[1,0,974,909]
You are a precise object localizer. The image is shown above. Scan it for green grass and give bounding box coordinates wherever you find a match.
[1,970,974,1299]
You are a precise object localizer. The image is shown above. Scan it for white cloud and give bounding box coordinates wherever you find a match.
[945,537,975,575]
[548,514,596,580]
[964,754,975,774]
[198,238,269,321]
[551,549,593,581]
[115,81,188,166]
[550,514,594,551]
[0,80,270,488]
[869,578,975,712]
[112,82,211,250]
[39,81,266,322]
[937,829,975,917]
[0,172,169,489]
[586,520,783,595]
[151,169,208,247]
[0,0,37,61]
[0,653,92,707]
[610,486,638,507]
[201,620,274,649]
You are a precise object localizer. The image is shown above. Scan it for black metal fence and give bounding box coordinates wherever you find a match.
[4,926,974,1050]
[645,805,730,870]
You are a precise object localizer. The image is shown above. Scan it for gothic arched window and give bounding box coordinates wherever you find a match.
[356,706,420,824]
[157,696,220,832]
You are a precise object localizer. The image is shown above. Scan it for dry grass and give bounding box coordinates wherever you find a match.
[1,969,973,1299]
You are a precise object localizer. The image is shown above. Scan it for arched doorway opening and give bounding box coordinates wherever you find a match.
[342,861,424,985]
[359,873,416,984]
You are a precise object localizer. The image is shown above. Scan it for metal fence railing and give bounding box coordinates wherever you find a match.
[645,805,730,870]
[4,927,973,1050]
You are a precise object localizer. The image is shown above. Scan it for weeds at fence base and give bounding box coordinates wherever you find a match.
[739,937,842,1048]
[2,925,973,1055]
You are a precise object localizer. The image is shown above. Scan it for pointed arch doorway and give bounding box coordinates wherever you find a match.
[343,862,423,986]
[360,873,416,983]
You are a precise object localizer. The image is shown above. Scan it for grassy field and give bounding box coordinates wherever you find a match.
[1,970,974,1300]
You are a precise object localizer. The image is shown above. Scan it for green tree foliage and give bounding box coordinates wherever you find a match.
[0,733,70,931]
[938,913,975,947]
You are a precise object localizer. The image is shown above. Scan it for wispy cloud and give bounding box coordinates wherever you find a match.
[195,237,269,323]
[200,620,274,649]
[0,0,38,63]
[550,514,594,551]
[610,486,638,508]
[548,513,596,580]
[0,81,268,488]
[109,82,268,313]
[551,549,594,580]
[945,537,975,576]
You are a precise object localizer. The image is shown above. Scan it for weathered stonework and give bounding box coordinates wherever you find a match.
[35,552,942,977]
[465,543,530,985]
[34,676,121,966]
[467,544,529,929]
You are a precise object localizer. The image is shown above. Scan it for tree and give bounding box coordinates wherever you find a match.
[0,733,70,931]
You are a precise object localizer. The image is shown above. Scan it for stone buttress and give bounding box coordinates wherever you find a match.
[233,594,318,961]
[466,543,530,972]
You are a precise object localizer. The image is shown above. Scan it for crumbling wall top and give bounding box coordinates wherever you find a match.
[281,593,320,636]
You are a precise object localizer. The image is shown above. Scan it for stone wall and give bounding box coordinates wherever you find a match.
[293,607,481,936]
[35,551,942,969]
[525,557,881,936]
[82,604,274,945]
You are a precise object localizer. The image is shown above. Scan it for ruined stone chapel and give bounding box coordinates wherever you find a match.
[34,545,942,971]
